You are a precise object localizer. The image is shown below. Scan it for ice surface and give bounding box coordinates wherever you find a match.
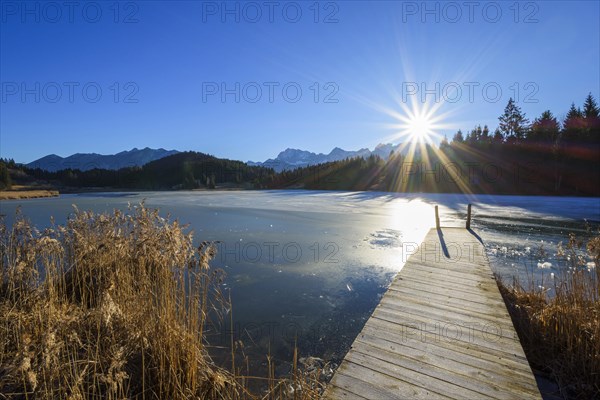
[1,190,598,371]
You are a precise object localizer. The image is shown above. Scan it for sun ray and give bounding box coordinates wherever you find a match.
[375,99,482,196]
[385,101,448,146]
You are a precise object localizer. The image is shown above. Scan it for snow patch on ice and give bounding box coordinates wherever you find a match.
[367,229,403,248]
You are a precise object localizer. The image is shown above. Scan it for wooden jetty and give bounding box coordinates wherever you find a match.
[324,206,541,399]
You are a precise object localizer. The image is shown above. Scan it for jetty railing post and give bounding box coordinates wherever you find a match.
[466,204,472,230]
[435,205,440,229]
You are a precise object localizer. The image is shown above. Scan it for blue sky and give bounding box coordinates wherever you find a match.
[1,1,599,164]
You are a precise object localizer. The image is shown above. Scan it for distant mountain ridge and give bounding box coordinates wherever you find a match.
[248,143,410,172]
[26,144,412,173]
[27,147,180,172]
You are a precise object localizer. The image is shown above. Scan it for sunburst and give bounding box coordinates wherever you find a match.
[392,102,446,145]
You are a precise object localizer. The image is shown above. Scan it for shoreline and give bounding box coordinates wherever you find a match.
[13,185,600,199]
[0,190,60,200]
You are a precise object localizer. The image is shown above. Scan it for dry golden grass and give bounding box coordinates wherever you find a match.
[497,232,600,400]
[0,204,324,399]
[0,191,59,200]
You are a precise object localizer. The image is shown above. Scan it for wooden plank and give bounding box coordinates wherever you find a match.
[398,266,497,289]
[321,382,368,400]
[325,360,451,399]
[400,262,492,280]
[370,309,525,361]
[392,274,502,304]
[400,261,493,282]
[324,228,541,399]
[349,340,530,400]
[353,333,540,396]
[378,293,512,332]
[377,293,517,333]
[357,322,535,378]
[387,285,509,314]
[341,355,458,399]
[389,276,506,307]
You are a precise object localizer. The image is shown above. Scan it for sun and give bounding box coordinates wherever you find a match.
[387,103,445,145]
[407,114,434,142]
[363,93,453,147]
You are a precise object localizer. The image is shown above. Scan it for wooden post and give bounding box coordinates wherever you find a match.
[466,204,472,230]
[435,205,440,229]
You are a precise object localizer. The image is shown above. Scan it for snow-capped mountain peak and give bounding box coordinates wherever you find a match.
[248,143,406,172]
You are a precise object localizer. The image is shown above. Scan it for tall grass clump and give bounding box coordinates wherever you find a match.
[0,204,325,399]
[0,204,242,399]
[496,232,600,399]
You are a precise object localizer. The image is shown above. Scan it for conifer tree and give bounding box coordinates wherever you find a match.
[562,102,585,143]
[481,125,490,143]
[439,134,450,150]
[583,93,600,119]
[529,110,560,144]
[452,129,464,143]
[493,128,504,144]
[498,98,529,143]
[582,93,600,143]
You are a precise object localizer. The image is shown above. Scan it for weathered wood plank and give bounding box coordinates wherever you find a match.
[342,353,462,399]
[388,276,507,307]
[400,261,493,282]
[324,228,540,399]
[387,285,509,314]
[398,266,498,290]
[321,381,368,400]
[353,334,540,397]
[357,322,535,378]
[349,340,528,400]
[370,312,523,360]
[330,360,451,399]
[377,293,517,334]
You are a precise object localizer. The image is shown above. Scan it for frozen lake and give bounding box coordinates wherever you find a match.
[1,190,599,374]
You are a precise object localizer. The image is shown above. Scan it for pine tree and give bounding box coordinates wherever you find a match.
[498,98,530,143]
[476,125,483,141]
[583,93,600,119]
[528,110,560,144]
[439,134,450,150]
[452,129,464,143]
[582,93,600,143]
[493,128,504,144]
[464,131,472,144]
[467,126,481,145]
[562,102,585,143]
[481,125,490,143]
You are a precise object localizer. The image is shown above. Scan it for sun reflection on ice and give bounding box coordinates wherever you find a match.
[384,197,436,270]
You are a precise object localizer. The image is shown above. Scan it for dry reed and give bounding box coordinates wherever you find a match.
[0,204,324,399]
[496,232,600,399]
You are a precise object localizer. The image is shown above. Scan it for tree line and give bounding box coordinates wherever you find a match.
[3,93,598,196]
[444,93,599,147]
[271,93,600,196]
[6,152,275,191]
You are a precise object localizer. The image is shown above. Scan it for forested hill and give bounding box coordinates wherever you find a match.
[9,151,274,190]
[4,140,598,197]
[267,142,599,196]
[3,144,599,196]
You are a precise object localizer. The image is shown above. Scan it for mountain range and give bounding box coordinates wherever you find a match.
[25,144,411,173]
[248,143,410,172]
[27,147,179,172]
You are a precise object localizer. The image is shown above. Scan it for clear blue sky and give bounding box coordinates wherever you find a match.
[1,1,598,164]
